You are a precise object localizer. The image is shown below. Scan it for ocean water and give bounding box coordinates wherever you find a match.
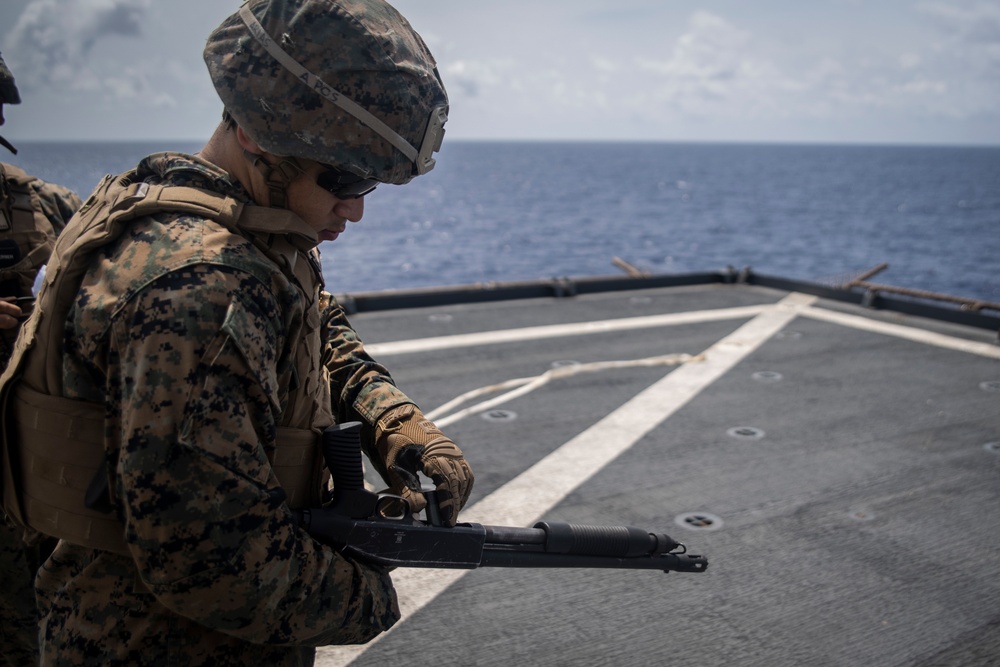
[8,140,1000,303]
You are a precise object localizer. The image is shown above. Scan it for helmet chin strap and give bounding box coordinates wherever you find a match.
[244,149,303,209]
[0,134,17,155]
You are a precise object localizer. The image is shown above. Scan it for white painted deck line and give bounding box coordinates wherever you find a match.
[800,306,1000,359]
[314,292,817,666]
[364,304,772,357]
[365,299,999,361]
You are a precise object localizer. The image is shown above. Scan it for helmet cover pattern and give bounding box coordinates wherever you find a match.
[204,0,448,184]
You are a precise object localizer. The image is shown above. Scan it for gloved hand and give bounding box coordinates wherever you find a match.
[0,296,22,330]
[374,403,473,526]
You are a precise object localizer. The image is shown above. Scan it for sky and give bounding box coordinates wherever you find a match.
[0,0,998,146]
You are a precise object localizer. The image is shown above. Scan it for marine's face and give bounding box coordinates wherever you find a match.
[231,125,366,242]
[285,158,366,243]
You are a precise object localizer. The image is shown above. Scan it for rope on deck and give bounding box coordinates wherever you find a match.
[425,353,704,428]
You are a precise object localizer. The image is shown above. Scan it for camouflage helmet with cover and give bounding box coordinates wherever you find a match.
[0,52,21,105]
[203,0,448,186]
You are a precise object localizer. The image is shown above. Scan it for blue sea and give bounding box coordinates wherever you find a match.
[8,140,1000,303]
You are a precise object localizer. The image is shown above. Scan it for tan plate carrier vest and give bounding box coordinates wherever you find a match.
[0,171,333,555]
[0,162,58,295]
[0,163,60,360]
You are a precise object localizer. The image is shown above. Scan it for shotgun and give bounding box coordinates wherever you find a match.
[294,422,708,574]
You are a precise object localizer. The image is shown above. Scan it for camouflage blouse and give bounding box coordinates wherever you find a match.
[0,164,80,667]
[36,152,407,666]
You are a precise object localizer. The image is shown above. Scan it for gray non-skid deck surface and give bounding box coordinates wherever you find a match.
[318,283,1000,667]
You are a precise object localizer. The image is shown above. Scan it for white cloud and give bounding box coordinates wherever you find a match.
[906,2,1000,117]
[408,3,999,143]
[657,11,752,81]
[591,56,617,74]
[898,53,922,70]
[443,58,517,100]
[7,0,152,96]
[628,12,795,119]
[918,2,1000,75]
[919,2,1000,42]
[0,0,995,144]
[2,0,231,140]
[619,5,997,131]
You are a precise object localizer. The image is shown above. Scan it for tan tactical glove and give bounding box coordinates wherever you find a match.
[374,404,473,526]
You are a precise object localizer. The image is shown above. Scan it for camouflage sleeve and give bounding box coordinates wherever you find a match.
[29,179,82,235]
[107,265,399,645]
[321,298,413,426]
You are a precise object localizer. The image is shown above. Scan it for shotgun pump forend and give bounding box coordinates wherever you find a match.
[293,422,708,574]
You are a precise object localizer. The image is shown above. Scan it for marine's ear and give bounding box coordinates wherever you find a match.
[234,125,263,155]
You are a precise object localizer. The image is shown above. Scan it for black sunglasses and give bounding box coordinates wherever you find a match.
[316,165,379,199]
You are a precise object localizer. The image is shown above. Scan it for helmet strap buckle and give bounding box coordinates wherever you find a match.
[246,149,305,210]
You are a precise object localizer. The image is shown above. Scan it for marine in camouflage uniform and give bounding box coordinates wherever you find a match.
[0,2,473,665]
[0,51,82,362]
[0,51,82,667]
